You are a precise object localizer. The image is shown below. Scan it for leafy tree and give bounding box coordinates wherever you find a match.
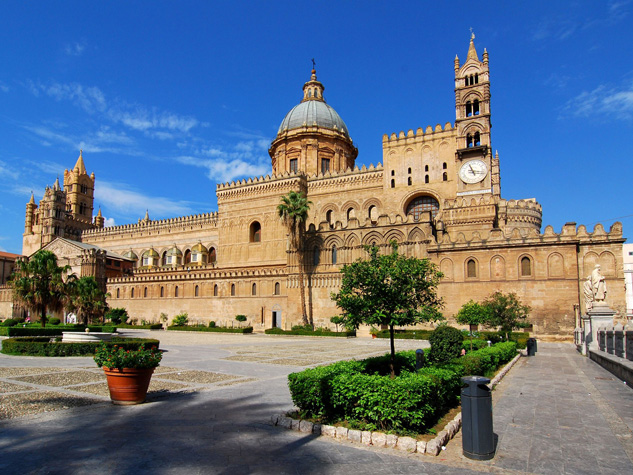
[66,276,109,325]
[235,314,247,327]
[172,312,188,326]
[278,190,312,326]
[106,308,129,325]
[482,291,531,340]
[455,300,491,350]
[9,250,71,327]
[330,315,345,332]
[428,325,463,363]
[331,243,444,377]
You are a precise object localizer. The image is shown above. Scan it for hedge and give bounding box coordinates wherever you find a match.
[0,337,160,357]
[115,323,163,330]
[374,329,433,340]
[288,341,518,433]
[167,325,253,334]
[375,329,529,349]
[265,328,356,337]
[0,325,117,337]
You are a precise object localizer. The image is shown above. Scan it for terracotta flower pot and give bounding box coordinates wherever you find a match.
[103,367,155,405]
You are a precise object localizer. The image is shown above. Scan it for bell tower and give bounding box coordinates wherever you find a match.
[454,34,500,197]
[63,150,95,222]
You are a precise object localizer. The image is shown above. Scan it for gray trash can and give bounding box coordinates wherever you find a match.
[527,338,537,356]
[461,376,494,460]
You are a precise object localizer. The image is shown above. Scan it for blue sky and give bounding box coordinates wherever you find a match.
[1,1,632,254]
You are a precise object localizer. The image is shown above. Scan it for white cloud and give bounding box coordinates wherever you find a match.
[94,181,193,217]
[24,124,138,155]
[563,80,633,120]
[104,217,116,227]
[38,82,107,113]
[0,161,19,180]
[111,108,198,133]
[64,42,86,56]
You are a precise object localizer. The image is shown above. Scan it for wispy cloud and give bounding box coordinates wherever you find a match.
[23,124,138,155]
[0,160,20,180]
[563,80,633,120]
[104,217,116,227]
[64,42,86,56]
[94,181,193,217]
[25,159,68,175]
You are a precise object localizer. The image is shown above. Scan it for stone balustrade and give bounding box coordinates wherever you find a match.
[596,324,633,360]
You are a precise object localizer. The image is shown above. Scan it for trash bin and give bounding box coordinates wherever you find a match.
[527,338,537,356]
[461,376,494,460]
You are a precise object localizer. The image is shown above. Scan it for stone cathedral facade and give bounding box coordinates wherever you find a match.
[13,37,626,338]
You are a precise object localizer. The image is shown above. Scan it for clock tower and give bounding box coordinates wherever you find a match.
[454,34,500,197]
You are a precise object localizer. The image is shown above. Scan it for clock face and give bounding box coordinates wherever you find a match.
[459,159,488,184]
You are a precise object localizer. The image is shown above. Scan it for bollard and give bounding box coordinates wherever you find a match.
[487,340,491,347]
[461,376,494,460]
[527,338,536,356]
[415,349,425,370]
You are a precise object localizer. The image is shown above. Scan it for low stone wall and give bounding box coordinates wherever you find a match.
[588,350,633,387]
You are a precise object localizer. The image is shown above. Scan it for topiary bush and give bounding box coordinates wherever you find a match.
[105,308,129,325]
[428,325,464,364]
[49,317,61,325]
[208,321,216,328]
[2,318,18,327]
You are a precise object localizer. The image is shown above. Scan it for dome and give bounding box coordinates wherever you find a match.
[166,246,182,257]
[143,248,159,258]
[192,242,208,253]
[278,101,350,138]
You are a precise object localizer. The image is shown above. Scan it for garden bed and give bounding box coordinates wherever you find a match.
[167,326,253,334]
[0,325,117,337]
[0,337,160,356]
[265,328,356,337]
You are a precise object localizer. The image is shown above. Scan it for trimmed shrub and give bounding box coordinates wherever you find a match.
[48,317,61,325]
[105,308,129,325]
[361,350,417,376]
[374,329,433,340]
[1,337,160,357]
[265,327,356,337]
[462,339,488,351]
[428,325,464,363]
[458,341,517,377]
[209,321,216,328]
[167,325,253,334]
[2,319,18,327]
[114,323,163,330]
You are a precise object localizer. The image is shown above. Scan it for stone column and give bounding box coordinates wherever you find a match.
[585,303,617,353]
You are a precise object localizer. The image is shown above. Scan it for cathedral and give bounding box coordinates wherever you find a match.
[11,36,626,338]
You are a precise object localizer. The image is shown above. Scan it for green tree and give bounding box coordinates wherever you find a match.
[9,250,71,327]
[331,243,444,377]
[482,291,531,340]
[66,276,109,325]
[278,190,312,326]
[235,314,247,327]
[330,315,345,332]
[455,300,491,350]
[106,308,129,325]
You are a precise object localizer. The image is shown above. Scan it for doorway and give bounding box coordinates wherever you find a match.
[272,310,282,328]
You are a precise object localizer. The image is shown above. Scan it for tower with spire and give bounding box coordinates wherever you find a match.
[454,33,499,197]
[22,151,104,256]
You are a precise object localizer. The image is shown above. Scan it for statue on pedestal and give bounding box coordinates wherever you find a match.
[591,264,607,303]
[583,276,594,311]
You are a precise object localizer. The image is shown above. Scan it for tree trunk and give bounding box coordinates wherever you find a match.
[298,265,308,326]
[40,306,46,327]
[389,324,396,379]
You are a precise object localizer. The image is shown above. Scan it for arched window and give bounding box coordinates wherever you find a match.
[131,288,135,298]
[467,259,477,278]
[467,134,473,148]
[160,286,164,297]
[144,287,148,298]
[390,179,395,188]
[274,282,280,295]
[195,285,199,297]
[473,99,480,115]
[231,284,236,296]
[213,284,218,296]
[332,245,337,265]
[209,247,216,264]
[184,250,191,264]
[313,246,320,266]
[116,288,120,298]
[475,73,479,84]
[443,172,448,181]
[406,196,440,220]
[521,256,532,276]
[424,165,429,172]
[474,132,481,146]
[407,167,412,174]
[175,286,179,297]
[347,208,355,221]
[391,170,395,176]
[368,205,377,223]
[443,162,447,169]
[326,210,333,228]
[466,101,472,117]
[250,221,261,242]
[252,283,257,296]
[425,175,429,184]
[408,177,412,186]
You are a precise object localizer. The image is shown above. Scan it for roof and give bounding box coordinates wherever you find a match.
[0,251,22,259]
[42,237,133,261]
[278,100,350,138]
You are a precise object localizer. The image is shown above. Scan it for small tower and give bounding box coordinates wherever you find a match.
[24,192,36,234]
[454,34,498,197]
[94,207,105,228]
[64,150,96,222]
[39,179,67,247]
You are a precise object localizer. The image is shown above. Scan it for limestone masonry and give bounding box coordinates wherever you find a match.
[8,36,626,337]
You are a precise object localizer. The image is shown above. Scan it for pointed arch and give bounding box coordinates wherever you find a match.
[490,255,506,280]
[440,258,454,281]
[547,252,564,278]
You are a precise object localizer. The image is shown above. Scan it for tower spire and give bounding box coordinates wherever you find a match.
[74,149,87,174]
[467,31,479,61]
[301,60,325,103]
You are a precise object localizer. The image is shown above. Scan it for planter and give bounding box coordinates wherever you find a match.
[103,367,155,405]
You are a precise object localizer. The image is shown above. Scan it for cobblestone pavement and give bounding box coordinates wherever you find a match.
[1,332,631,474]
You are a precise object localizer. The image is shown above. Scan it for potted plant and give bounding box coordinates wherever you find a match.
[94,343,162,405]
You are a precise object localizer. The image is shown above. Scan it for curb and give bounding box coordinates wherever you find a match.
[272,351,523,456]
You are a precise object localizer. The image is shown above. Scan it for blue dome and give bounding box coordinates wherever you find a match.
[278,100,350,138]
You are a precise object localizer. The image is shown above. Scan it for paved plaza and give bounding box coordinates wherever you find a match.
[1,331,632,474]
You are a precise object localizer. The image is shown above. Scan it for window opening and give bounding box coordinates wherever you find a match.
[332,245,337,265]
[289,159,298,173]
[321,158,330,174]
[467,259,477,278]
[521,257,532,276]
[406,196,440,220]
[250,222,261,242]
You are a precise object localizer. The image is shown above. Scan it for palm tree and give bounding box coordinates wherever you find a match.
[278,190,312,326]
[9,250,71,327]
[66,276,109,325]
